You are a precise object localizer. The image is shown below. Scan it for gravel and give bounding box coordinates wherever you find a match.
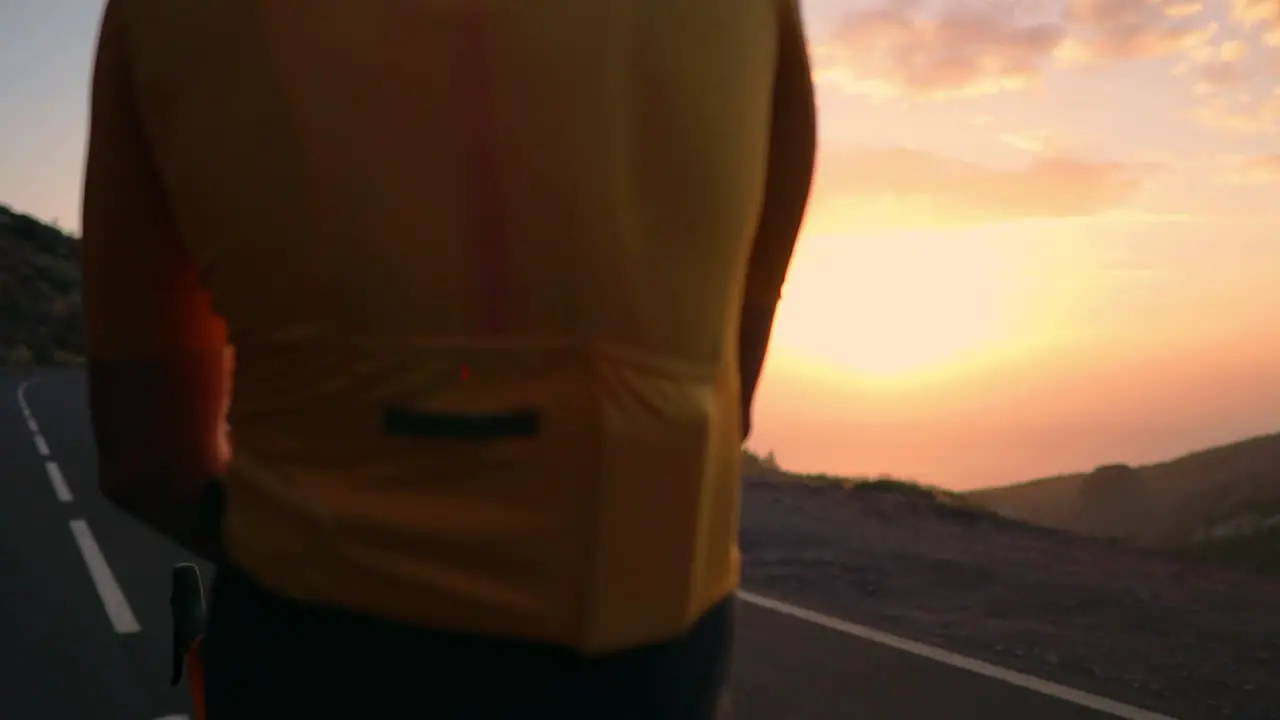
[739,474,1280,720]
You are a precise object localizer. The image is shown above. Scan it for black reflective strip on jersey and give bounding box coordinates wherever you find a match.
[381,407,540,440]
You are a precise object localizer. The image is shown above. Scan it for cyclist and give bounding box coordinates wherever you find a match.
[80,0,815,717]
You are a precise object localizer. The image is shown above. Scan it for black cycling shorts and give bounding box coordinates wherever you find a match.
[203,564,733,720]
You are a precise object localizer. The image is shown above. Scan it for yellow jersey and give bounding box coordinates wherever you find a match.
[81,0,815,653]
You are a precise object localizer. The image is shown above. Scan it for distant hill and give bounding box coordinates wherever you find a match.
[0,205,84,366]
[742,448,1001,525]
[967,432,1280,550]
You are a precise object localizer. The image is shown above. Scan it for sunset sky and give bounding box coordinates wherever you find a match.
[2,0,1278,489]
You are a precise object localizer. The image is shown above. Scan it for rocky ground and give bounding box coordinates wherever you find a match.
[738,474,1280,720]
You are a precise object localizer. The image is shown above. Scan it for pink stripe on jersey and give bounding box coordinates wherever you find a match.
[460,14,509,335]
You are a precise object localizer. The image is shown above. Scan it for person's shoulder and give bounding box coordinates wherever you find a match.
[98,0,171,64]
[101,0,224,53]
[773,0,805,30]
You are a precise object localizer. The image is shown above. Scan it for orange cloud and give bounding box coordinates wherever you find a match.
[815,4,1066,99]
[998,129,1072,154]
[1222,153,1280,183]
[1192,89,1280,133]
[1176,38,1252,92]
[805,148,1151,232]
[815,0,1221,100]
[1230,0,1280,45]
[1059,0,1218,64]
[1165,2,1206,18]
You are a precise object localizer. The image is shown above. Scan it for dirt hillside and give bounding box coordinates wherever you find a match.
[967,433,1280,548]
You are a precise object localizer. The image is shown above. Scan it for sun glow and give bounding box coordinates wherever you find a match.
[768,226,1048,385]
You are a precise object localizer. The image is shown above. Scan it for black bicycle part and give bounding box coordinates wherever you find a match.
[169,562,207,686]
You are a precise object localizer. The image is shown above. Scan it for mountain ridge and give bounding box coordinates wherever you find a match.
[0,204,84,366]
[968,431,1280,553]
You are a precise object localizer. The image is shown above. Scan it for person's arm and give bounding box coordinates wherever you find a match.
[81,0,229,564]
[739,0,817,440]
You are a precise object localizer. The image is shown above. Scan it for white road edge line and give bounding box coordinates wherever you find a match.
[33,433,50,456]
[17,379,40,434]
[44,461,74,503]
[737,591,1177,720]
[17,382,29,411]
[68,519,141,634]
[153,715,191,720]
[16,377,37,414]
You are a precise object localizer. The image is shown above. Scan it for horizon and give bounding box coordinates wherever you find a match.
[3,0,1279,490]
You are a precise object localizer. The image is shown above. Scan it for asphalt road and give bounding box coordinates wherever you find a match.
[0,368,1177,720]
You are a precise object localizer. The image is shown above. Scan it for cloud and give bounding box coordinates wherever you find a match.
[1220,153,1280,183]
[1230,0,1280,45]
[814,3,1066,99]
[1191,89,1280,133]
[1231,0,1280,25]
[1058,0,1219,64]
[998,129,1070,154]
[1165,2,1206,18]
[1175,37,1252,92]
[1180,4,1280,129]
[805,147,1152,232]
[1176,5,1280,113]
[814,0,1220,101]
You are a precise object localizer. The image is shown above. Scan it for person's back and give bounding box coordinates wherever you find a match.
[82,0,815,717]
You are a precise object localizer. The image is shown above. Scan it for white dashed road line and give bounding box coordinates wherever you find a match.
[44,460,74,503]
[17,378,142,636]
[69,519,142,635]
